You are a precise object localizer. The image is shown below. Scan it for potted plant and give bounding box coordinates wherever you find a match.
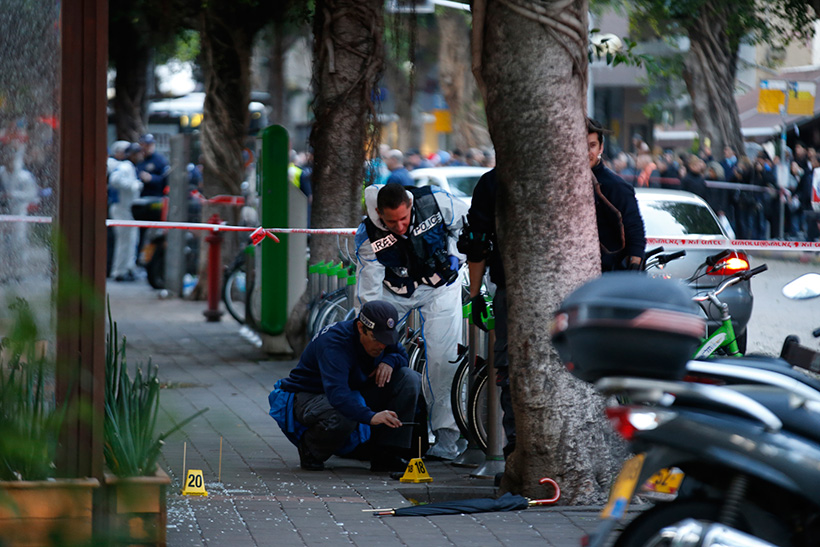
[0,298,99,546]
[103,305,206,546]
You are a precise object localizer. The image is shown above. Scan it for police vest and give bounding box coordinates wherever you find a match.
[288,163,302,189]
[364,186,449,297]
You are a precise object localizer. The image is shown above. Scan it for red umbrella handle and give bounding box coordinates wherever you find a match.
[528,477,560,506]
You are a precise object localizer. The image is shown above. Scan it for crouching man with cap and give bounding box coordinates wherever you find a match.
[270,301,421,472]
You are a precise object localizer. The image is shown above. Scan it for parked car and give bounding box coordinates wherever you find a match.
[636,188,753,353]
[410,166,490,206]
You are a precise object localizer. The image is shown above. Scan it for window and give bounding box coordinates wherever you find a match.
[639,200,724,237]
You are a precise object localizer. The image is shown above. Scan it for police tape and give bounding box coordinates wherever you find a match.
[104,219,356,234]
[6,215,820,252]
[646,237,820,252]
[0,215,54,224]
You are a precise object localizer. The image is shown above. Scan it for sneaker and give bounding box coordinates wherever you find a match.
[114,271,136,282]
[298,441,325,471]
[425,428,463,461]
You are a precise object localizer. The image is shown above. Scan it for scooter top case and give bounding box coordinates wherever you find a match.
[551,273,705,382]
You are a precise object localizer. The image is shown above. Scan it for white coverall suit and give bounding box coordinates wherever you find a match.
[0,148,38,271]
[355,185,468,459]
[108,159,143,279]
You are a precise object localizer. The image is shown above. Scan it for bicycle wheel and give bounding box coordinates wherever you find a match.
[222,261,247,324]
[450,353,472,439]
[408,337,431,408]
[467,365,488,452]
[468,365,508,454]
[313,291,350,334]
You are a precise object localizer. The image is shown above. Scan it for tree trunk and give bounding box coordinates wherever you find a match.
[284,0,383,354]
[269,22,289,128]
[109,16,150,142]
[308,0,383,263]
[199,15,251,199]
[480,0,626,503]
[682,4,745,160]
[192,8,258,300]
[438,10,490,151]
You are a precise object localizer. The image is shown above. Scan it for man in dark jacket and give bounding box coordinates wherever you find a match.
[587,118,646,271]
[461,168,516,459]
[277,301,421,472]
[136,134,170,197]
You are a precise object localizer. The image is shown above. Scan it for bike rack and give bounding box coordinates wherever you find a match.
[471,320,506,479]
[452,313,489,468]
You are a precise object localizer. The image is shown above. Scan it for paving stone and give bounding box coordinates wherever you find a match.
[108,281,603,547]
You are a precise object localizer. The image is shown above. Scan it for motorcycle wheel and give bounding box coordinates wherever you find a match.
[614,499,793,547]
[146,244,165,290]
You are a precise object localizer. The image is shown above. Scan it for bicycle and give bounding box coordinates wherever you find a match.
[222,243,256,325]
[687,252,767,358]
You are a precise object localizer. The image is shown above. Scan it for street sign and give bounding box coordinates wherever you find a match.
[758,80,816,116]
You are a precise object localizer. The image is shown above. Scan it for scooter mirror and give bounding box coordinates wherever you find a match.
[782,273,820,299]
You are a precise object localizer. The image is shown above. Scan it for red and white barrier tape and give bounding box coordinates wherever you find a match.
[104,219,356,244]
[0,214,53,224]
[104,219,356,234]
[7,215,820,252]
[647,237,820,252]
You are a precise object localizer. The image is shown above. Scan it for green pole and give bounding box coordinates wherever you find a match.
[258,125,290,334]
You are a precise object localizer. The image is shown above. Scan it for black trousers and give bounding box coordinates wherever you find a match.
[493,287,516,457]
[293,366,421,462]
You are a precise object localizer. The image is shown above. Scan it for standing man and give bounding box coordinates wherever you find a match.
[0,143,38,272]
[272,301,421,472]
[136,134,169,197]
[460,168,516,459]
[587,118,646,271]
[385,149,414,187]
[355,182,468,460]
[109,143,144,281]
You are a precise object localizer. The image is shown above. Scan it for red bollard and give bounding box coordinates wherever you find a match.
[203,213,224,322]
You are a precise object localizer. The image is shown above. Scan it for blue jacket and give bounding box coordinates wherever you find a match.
[137,152,170,197]
[386,167,414,187]
[278,320,409,424]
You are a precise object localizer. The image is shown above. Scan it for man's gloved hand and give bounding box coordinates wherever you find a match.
[446,255,460,285]
[470,295,488,332]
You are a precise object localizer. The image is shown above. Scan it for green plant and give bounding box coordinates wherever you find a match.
[104,304,206,477]
[0,298,66,481]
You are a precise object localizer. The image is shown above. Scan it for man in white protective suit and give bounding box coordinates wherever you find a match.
[0,144,39,275]
[108,143,143,282]
[355,182,468,460]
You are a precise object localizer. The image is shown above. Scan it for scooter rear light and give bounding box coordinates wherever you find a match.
[707,251,749,275]
[605,406,677,441]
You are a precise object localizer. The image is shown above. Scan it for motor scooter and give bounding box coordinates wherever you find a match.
[131,190,200,290]
[551,273,820,547]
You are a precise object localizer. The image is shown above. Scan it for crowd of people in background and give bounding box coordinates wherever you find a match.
[602,136,820,242]
[273,136,820,243]
[360,143,497,187]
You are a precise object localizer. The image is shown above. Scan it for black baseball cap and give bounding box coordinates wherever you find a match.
[358,301,399,345]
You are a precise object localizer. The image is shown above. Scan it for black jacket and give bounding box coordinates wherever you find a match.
[466,169,505,288]
[592,161,646,271]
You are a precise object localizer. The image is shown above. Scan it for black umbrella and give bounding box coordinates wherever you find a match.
[371,478,560,517]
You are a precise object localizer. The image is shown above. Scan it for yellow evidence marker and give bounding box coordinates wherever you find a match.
[399,458,433,483]
[181,469,209,496]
